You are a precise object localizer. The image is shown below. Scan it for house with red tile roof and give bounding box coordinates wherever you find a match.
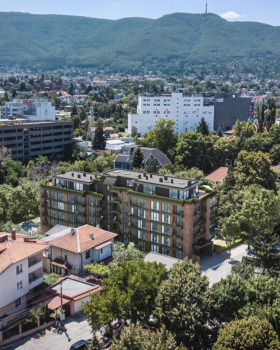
[42,225,117,276]
[205,167,229,184]
[0,231,48,329]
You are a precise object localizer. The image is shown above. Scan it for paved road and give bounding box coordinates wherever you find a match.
[5,312,91,350]
[200,243,248,286]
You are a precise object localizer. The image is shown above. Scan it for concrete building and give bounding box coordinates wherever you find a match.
[128,92,252,136]
[40,170,215,260]
[2,99,55,121]
[128,92,214,136]
[42,225,117,275]
[0,232,48,330]
[0,120,73,162]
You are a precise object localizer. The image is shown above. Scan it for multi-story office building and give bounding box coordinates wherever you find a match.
[0,120,73,162]
[40,170,215,259]
[128,92,252,136]
[2,99,55,121]
[128,92,215,136]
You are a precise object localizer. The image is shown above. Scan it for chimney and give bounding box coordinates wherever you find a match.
[159,178,163,183]
[150,174,153,178]
[138,174,141,179]
[83,173,86,177]
[11,228,16,240]
[70,228,75,236]
[164,176,168,181]
[171,179,174,184]
[89,233,94,240]
[0,234,9,243]
[72,172,74,177]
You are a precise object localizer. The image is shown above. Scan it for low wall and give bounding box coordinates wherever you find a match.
[0,320,55,346]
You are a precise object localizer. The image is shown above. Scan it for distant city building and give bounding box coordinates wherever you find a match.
[40,169,215,260]
[0,120,73,162]
[128,92,252,136]
[114,146,171,170]
[128,92,214,136]
[2,99,55,121]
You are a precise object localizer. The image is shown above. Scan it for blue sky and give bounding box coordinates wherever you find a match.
[0,0,279,26]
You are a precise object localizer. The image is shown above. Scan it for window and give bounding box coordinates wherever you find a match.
[58,202,64,210]
[151,222,158,233]
[151,212,159,221]
[151,244,159,253]
[162,203,170,213]
[162,248,170,256]
[175,251,182,259]
[64,255,67,261]
[77,196,83,204]
[68,214,75,222]
[162,236,170,246]
[50,200,56,209]
[57,192,63,201]
[17,281,23,291]
[15,297,22,308]
[88,196,93,205]
[162,214,170,224]
[86,250,90,259]
[50,191,56,199]
[151,201,159,211]
[138,231,145,240]
[169,190,178,199]
[74,182,83,191]
[68,194,75,203]
[143,185,155,194]
[151,233,158,243]
[51,210,56,218]
[16,264,23,275]
[127,180,135,187]
[51,219,56,226]
[58,211,64,219]
[162,225,170,235]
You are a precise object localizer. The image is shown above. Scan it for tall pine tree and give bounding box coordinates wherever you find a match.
[132,147,144,169]
[92,118,106,150]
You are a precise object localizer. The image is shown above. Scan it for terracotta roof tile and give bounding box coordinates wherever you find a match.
[205,167,228,183]
[49,225,117,253]
[0,234,48,273]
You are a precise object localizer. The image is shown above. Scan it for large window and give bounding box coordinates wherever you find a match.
[151,222,158,233]
[57,192,64,201]
[50,191,56,199]
[58,202,64,210]
[162,225,170,235]
[68,194,75,203]
[50,200,56,209]
[151,212,159,221]
[162,214,170,224]
[162,203,170,213]
[51,210,56,218]
[151,233,158,243]
[58,211,64,219]
[151,244,159,253]
[143,185,155,194]
[74,182,83,191]
[162,236,170,246]
[151,201,159,211]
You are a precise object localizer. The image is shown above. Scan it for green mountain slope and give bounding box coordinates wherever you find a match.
[1,12,280,72]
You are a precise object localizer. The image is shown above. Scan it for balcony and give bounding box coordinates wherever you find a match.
[29,273,43,289]
[28,256,43,273]
[110,194,120,203]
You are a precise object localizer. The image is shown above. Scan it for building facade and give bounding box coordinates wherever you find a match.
[0,120,73,162]
[0,232,47,330]
[40,170,215,260]
[2,99,55,121]
[128,92,215,136]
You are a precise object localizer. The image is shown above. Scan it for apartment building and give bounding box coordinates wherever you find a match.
[2,99,55,121]
[0,120,73,162]
[128,92,215,136]
[40,170,215,260]
[0,231,48,330]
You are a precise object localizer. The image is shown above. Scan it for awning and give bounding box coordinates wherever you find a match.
[94,241,112,250]
[48,296,70,310]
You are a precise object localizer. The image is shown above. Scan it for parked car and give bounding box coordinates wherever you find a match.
[70,340,90,350]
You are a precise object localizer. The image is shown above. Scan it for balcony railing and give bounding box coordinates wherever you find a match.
[29,273,43,284]
[28,259,42,268]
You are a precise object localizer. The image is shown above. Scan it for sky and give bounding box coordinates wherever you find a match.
[0,0,279,26]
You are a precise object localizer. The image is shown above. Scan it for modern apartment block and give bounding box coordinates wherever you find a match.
[40,170,215,259]
[128,92,215,136]
[0,120,73,162]
[0,231,48,331]
[2,99,55,121]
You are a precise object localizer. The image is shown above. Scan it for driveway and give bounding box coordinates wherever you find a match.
[4,312,91,350]
[200,243,248,286]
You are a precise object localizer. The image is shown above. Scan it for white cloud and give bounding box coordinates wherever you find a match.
[220,11,246,20]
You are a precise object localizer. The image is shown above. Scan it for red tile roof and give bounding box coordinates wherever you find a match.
[0,233,48,273]
[205,167,228,184]
[49,225,117,253]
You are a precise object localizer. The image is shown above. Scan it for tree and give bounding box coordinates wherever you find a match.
[83,261,166,335]
[212,135,240,167]
[92,118,106,150]
[265,97,277,131]
[131,126,138,137]
[217,127,223,137]
[140,118,177,160]
[234,151,277,191]
[155,259,212,349]
[71,103,78,118]
[112,325,187,350]
[196,117,209,136]
[213,316,280,350]
[111,243,145,268]
[131,147,144,169]
[145,155,157,173]
[233,120,255,139]
[43,273,60,286]
[256,101,266,133]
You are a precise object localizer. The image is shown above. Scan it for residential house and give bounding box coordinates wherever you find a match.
[0,231,48,330]
[42,225,117,276]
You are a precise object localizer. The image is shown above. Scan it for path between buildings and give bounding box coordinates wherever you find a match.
[200,243,248,286]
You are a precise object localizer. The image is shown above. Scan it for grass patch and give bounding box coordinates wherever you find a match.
[215,239,243,252]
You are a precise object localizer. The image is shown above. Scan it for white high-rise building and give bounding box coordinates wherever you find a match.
[2,99,55,121]
[128,92,214,136]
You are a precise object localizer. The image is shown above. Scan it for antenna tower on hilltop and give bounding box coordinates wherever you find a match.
[205,1,208,14]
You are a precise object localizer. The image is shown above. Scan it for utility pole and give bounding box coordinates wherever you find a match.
[60,281,65,323]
